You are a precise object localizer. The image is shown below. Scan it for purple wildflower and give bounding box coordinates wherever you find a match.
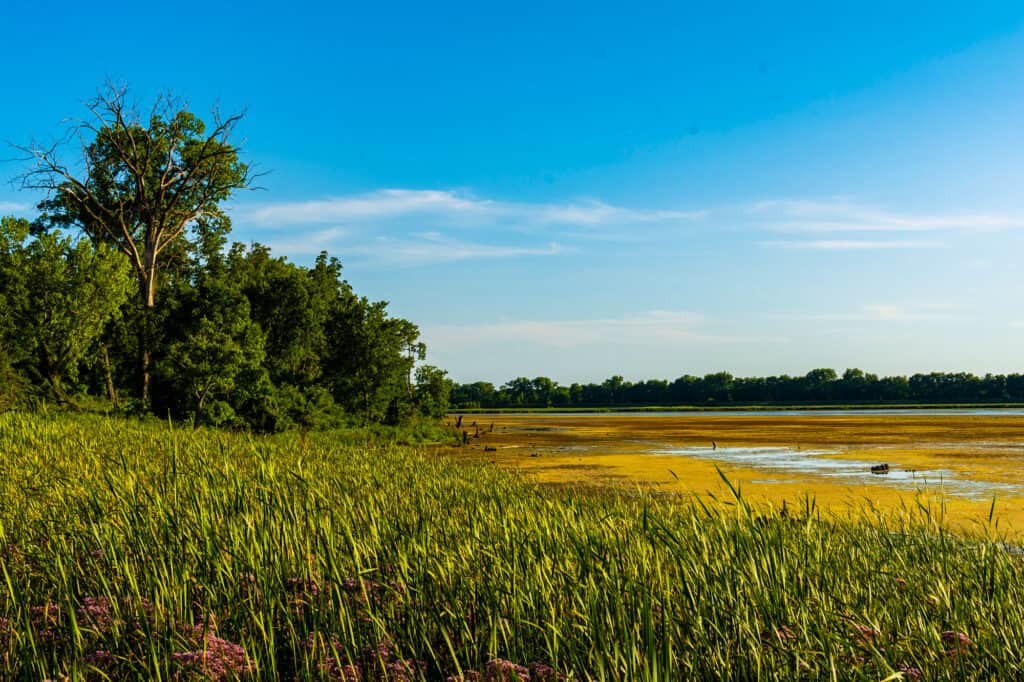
[83,650,117,669]
[897,664,923,680]
[172,627,252,680]
[303,632,361,681]
[852,624,880,648]
[529,662,565,681]
[31,603,63,641]
[384,659,418,680]
[941,630,973,657]
[364,637,394,661]
[761,624,796,649]
[286,577,323,597]
[484,658,531,682]
[78,596,117,632]
[447,673,484,682]
[0,616,11,647]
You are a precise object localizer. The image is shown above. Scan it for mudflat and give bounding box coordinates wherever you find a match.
[455,413,1024,530]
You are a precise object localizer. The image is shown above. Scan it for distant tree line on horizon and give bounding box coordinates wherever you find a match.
[0,85,452,430]
[451,368,1024,409]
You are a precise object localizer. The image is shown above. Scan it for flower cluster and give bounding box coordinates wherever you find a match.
[941,630,973,658]
[338,575,409,624]
[852,624,880,648]
[285,576,332,618]
[303,633,424,681]
[447,659,565,682]
[30,603,63,642]
[78,596,117,632]
[0,615,12,649]
[760,624,797,650]
[303,632,360,681]
[897,664,923,679]
[361,639,424,681]
[171,624,253,681]
[82,649,117,668]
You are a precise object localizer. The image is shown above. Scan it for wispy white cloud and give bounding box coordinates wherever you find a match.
[860,304,956,321]
[259,227,349,255]
[244,190,489,224]
[764,239,944,250]
[239,190,1015,267]
[261,227,562,265]
[424,310,717,349]
[240,189,707,229]
[769,303,960,323]
[0,201,29,213]
[753,198,1021,234]
[355,234,564,265]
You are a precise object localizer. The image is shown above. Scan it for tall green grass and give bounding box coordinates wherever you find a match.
[0,412,1021,680]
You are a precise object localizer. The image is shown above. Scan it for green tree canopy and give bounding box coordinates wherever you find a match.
[19,85,253,405]
[0,216,132,405]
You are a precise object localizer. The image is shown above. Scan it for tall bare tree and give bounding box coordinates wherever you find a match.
[17,84,253,406]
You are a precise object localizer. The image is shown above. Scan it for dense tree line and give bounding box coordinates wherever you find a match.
[452,368,1024,409]
[1,86,451,429]
[0,215,452,429]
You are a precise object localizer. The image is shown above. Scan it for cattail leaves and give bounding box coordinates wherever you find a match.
[0,412,1023,679]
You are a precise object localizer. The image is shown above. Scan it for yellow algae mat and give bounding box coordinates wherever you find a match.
[456,413,1024,531]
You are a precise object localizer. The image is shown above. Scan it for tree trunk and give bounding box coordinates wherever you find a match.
[139,263,157,408]
[39,342,76,408]
[100,343,119,408]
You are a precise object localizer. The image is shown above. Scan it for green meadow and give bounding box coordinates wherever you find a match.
[2,412,1023,680]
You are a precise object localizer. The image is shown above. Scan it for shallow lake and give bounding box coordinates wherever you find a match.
[512,408,1024,417]
[649,444,1024,500]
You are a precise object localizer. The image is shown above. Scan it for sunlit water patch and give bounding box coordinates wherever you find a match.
[650,445,1024,500]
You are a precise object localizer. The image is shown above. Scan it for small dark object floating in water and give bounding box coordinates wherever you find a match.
[484,446,497,452]
[870,463,890,474]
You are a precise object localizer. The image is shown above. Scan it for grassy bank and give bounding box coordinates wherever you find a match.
[1,412,1022,680]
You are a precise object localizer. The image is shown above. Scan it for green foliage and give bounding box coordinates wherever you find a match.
[0,217,132,404]
[414,364,454,418]
[0,218,442,429]
[32,93,250,292]
[0,411,1021,680]
[23,85,253,405]
[454,368,1024,409]
[228,244,332,387]
[325,289,424,423]
[0,217,31,370]
[0,355,27,411]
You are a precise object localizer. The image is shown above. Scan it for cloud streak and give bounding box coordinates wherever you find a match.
[357,234,563,265]
[753,198,1021,234]
[236,189,1015,266]
[764,239,944,250]
[769,303,960,323]
[260,227,562,265]
[0,201,29,213]
[240,189,707,229]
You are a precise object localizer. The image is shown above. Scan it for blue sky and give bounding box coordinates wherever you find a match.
[4,2,1024,383]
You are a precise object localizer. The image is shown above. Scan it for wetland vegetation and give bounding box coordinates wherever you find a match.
[4,411,1024,680]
